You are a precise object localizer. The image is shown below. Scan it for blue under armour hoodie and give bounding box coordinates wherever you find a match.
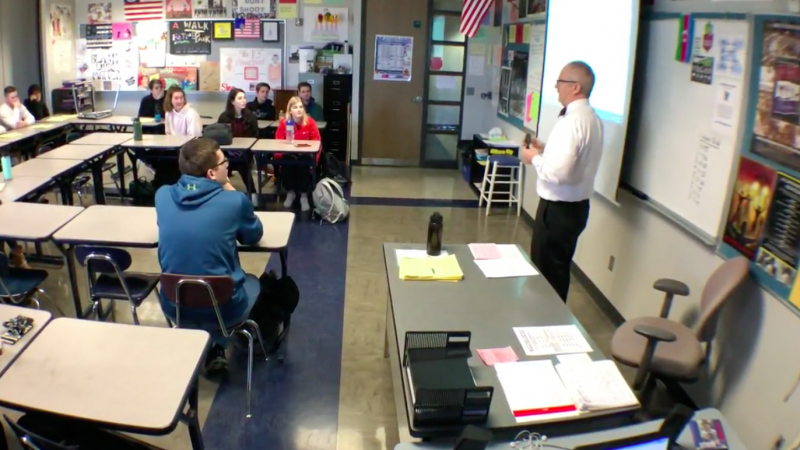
[156,175,263,326]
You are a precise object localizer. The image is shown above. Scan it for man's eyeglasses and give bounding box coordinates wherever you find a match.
[213,158,229,168]
[556,79,578,85]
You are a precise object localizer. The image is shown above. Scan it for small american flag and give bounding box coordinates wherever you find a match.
[235,18,261,39]
[124,0,164,21]
[460,0,494,38]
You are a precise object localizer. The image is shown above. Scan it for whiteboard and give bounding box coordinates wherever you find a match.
[625,18,750,241]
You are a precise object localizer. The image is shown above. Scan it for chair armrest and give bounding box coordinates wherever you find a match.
[653,279,690,296]
[633,324,677,343]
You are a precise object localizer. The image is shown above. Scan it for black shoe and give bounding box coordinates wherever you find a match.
[204,344,228,374]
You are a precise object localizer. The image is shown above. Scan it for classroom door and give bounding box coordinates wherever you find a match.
[360,0,428,166]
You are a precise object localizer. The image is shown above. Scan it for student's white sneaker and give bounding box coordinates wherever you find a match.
[251,193,258,205]
[300,193,310,212]
[283,191,296,208]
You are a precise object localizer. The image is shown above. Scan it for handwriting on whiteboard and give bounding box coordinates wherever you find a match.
[689,135,720,207]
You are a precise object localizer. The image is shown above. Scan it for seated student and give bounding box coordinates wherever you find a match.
[164,86,202,137]
[138,79,165,118]
[0,86,35,130]
[218,88,259,195]
[23,85,50,121]
[275,96,321,212]
[246,82,276,120]
[156,137,264,372]
[297,81,324,122]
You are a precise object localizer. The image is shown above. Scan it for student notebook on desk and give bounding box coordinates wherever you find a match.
[398,254,464,281]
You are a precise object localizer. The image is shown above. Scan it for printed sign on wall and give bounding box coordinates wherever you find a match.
[169,21,212,55]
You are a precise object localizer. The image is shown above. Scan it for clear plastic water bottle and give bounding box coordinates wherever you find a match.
[286,117,294,143]
[1,153,12,181]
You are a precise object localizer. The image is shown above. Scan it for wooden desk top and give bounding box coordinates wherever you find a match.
[0,203,84,241]
[251,211,295,250]
[71,133,133,146]
[220,138,257,151]
[0,177,53,203]
[251,139,321,154]
[0,318,210,433]
[0,304,52,377]
[36,144,114,161]
[122,135,195,149]
[52,205,158,247]
[12,158,86,178]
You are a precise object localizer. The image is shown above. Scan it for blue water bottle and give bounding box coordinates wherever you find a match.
[286,117,295,143]
[154,113,162,123]
[1,153,12,181]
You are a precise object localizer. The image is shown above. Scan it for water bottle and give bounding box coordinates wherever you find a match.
[286,117,294,143]
[154,113,162,123]
[1,153,12,181]
[132,118,143,141]
[426,212,443,256]
[279,110,285,120]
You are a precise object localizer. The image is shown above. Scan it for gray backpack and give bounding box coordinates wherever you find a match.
[312,178,349,223]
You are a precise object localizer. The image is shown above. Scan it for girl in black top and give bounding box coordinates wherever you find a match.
[138,79,165,118]
[217,88,259,137]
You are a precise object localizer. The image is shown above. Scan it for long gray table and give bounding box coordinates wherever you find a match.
[394,408,747,450]
[383,244,637,440]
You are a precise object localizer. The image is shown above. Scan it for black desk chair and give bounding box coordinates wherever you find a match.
[4,414,78,450]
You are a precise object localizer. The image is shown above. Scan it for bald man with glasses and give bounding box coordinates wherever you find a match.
[521,61,604,303]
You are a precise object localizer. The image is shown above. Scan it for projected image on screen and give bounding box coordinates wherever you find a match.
[537,0,640,202]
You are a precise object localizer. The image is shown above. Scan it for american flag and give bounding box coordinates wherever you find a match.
[124,0,164,21]
[235,18,261,39]
[460,0,494,38]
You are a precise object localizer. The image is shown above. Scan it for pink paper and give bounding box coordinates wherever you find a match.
[469,243,502,260]
[477,347,519,366]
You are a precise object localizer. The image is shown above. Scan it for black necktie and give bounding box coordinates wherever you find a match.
[558,107,567,117]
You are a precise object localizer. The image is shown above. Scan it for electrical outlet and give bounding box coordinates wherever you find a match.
[608,256,615,272]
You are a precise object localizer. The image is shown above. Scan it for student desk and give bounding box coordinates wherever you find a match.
[0,304,53,377]
[251,139,321,198]
[0,123,71,156]
[267,121,327,130]
[0,176,55,203]
[394,408,747,450]
[123,135,195,182]
[70,132,133,146]
[242,211,295,277]
[69,115,160,133]
[383,243,638,440]
[0,203,83,243]
[37,144,117,204]
[201,118,274,129]
[12,158,88,205]
[52,205,158,318]
[0,318,210,450]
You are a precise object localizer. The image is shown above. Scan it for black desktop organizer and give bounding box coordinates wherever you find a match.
[51,80,96,115]
[403,331,493,430]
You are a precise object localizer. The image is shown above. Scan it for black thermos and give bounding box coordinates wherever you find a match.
[427,212,443,256]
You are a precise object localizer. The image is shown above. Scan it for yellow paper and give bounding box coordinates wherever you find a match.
[399,255,464,282]
[789,276,800,309]
[214,22,233,39]
[45,114,77,122]
[304,0,322,3]
[0,133,23,139]
[30,124,54,130]
[522,24,531,44]
[139,118,156,124]
[277,4,297,19]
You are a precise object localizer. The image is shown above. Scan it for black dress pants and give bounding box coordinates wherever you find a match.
[280,155,313,194]
[530,198,590,302]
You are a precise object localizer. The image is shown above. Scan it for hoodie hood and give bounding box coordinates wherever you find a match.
[170,175,223,207]
[173,103,194,117]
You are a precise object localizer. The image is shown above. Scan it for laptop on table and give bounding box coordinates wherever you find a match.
[77,85,120,120]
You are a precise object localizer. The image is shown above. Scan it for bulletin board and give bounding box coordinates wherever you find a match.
[496,16,546,133]
[718,16,800,315]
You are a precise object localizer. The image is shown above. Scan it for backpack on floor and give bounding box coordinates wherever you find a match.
[312,177,349,223]
[250,271,299,350]
[320,152,350,186]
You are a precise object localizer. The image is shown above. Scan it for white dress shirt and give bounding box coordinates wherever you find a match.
[0,103,36,129]
[532,98,604,202]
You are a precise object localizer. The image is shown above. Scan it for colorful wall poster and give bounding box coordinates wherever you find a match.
[199,61,220,92]
[86,24,113,49]
[165,0,192,19]
[136,21,167,68]
[49,4,73,40]
[373,35,413,82]
[303,7,348,43]
[524,22,545,131]
[723,156,777,259]
[756,172,800,288]
[138,66,198,91]
[169,21,212,55]
[219,48,281,92]
[112,22,133,40]
[88,2,112,24]
[87,41,140,91]
[194,0,228,18]
[232,0,271,18]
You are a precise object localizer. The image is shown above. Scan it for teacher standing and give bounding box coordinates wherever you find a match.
[521,61,604,303]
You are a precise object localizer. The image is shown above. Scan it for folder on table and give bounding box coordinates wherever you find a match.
[399,254,464,281]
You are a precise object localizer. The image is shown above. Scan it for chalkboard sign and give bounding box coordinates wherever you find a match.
[169,21,212,55]
[86,24,113,49]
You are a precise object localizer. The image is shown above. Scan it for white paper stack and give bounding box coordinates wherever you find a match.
[495,360,579,423]
[469,244,538,278]
[555,360,640,411]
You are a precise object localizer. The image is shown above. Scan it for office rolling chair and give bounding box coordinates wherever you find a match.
[610,257,750,410]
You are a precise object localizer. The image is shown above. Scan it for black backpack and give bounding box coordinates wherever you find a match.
[250,270,299,349]
[321,152,350,186]
[203,123,233,145]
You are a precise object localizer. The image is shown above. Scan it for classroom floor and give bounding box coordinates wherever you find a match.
[2,165,661,450]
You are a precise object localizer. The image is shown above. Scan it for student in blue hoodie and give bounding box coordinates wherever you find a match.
[155,137,264,373]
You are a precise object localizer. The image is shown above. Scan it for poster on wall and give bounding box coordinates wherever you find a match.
[112,22,133,40]
[373,35,412,82]
[755,172,800,289]
[303,7,348,43]
[53,40,73,74]
[219,48,281,92]
[169,21,212,55]
[136,21,167,68]
[235,18,261,39]
[88,2,112,24]
[232,0,271,18]
[76,39,89,77]
[524,22,545,131]
[723,156,777,259]
[199,61,221,91]
[87,41,140,91]
[750,21,800,173]
[86,24,113,48]
[49,5,73,40]
[138,66,199,91]
[194,0,229,18]
[166,0,192,19]
[124,0,164,22]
